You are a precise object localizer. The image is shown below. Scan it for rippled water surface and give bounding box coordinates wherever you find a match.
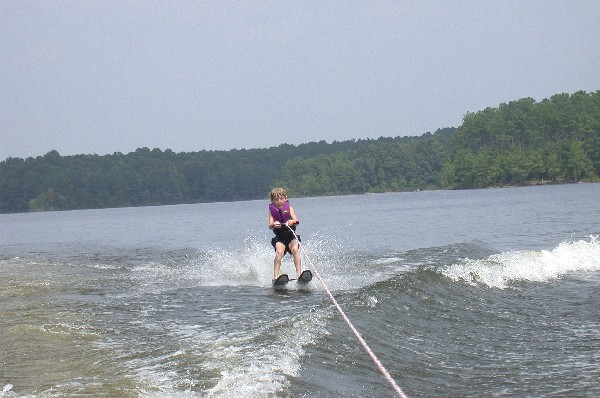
[1,183,599,397]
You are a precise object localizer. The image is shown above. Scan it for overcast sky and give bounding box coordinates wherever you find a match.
[1,1,599,160]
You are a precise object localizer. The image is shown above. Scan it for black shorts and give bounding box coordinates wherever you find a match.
[271,234,300,255]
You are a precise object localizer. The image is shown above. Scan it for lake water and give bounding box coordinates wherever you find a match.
[1,183,599,397]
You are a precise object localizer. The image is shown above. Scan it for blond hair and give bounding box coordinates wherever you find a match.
[270,187,287,201]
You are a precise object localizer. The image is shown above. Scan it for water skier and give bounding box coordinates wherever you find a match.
[268,187,302,282]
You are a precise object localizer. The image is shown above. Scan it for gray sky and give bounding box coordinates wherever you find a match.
[1,1,599,160]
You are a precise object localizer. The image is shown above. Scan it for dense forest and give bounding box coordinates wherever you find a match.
[1,90,599,213]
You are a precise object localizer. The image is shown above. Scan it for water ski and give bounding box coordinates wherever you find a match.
[297,270,312,284]
[272,274,290,287]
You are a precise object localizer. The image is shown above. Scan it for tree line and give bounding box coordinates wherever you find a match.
[1,90,598,213]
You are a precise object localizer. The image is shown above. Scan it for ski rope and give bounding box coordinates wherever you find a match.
[286,225,408,398]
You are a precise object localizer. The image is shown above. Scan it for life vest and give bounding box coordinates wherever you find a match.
[269,200,292,223]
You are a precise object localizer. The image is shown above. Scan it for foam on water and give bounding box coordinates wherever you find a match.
[0,385,14,398]
[129,349,200,398]
[202,310,330,398]
[125,242,275,295]
[442,236,600,289]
